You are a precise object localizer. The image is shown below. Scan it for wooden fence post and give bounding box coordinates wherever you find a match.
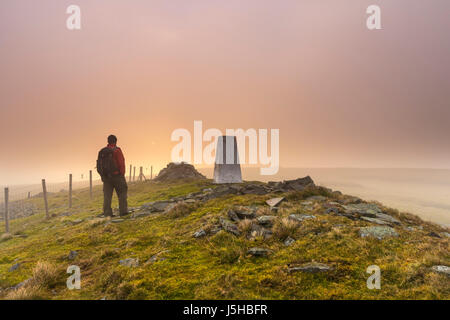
[28,191,31,199]
[89,170,93,199]
[129,165,132,183]
[139,167,143,182]
[69,174,73,208]
[4,188,9,233]
[42,179,49,219]
[133,167,136,182]
[151,166,153,180]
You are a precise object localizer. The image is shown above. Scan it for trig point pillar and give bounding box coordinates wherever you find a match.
[213,136,242,184]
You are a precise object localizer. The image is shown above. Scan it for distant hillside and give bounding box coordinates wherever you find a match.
[0,176,449,300]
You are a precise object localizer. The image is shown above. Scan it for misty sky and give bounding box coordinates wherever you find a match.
[1,0,449,184]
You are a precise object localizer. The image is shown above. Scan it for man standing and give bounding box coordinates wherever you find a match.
[97,135,128,217]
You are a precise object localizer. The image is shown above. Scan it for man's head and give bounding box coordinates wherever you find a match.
[107,135,117,145]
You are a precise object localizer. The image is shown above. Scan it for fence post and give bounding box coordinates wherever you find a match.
[129,165,132,183]
[139,167,143,182]
[151,166,153,180]
[42,179,49,219]
[89,170,93,199]
[28,191,31,199]
[69,174,73,208]
[4,188,9,233]
[133,167,136,182]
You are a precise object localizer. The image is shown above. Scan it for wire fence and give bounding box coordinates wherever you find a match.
[0,164,156,232]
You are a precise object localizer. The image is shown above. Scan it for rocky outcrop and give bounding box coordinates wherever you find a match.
[154,162,206,182]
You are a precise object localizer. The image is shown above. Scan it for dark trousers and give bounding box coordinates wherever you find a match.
[103,175,128,216]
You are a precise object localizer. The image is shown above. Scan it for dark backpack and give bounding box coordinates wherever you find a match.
[97,147,118,178]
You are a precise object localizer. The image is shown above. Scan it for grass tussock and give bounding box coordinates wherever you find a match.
[6,261,60,300]
[166,202,200,219]
[273,217,299,240]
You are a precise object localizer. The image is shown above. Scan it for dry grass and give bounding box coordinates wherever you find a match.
[238,219,255,235]
[0,233,13,242]
[6,284,45,300]
[166,202,200,218]
[272,217,299,240]
[30,261,59,289]
[6,261,59,300]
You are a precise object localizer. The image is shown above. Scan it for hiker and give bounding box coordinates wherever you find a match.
[96,135,128,217]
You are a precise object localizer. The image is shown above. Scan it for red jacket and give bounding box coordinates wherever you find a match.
[107,144,126,176]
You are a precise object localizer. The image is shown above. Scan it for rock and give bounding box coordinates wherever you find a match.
[340,196,363,205]
[359,226,399,240]
[152,201,174,212]
[227,210,240,222]
[249,225,273,240]
[284,237,296,246]
[131,211,152,219]
[343,203,382,217]
[247,247,270,257]
[326,207,340,214]
[9,263,21,272]
[119,258,139,267]
[111,218,125,223]
[431,265,450,276]
[241,184,269,195]
[361,217,392,226]
[234,208,256,220]
[12,279,31,290]
[374,213,401,225]
[193,229,206,238]
[280,176,315,191]
[441,232,450,238]
[219,217,241,236]
[266,197,285,208]
[154,162,206,182]
[257,215,277,226]
[68,250,78,260]
[427,231,441,238]
[146,250,169,264]
[288,262,333,273]
[288,214,316,223]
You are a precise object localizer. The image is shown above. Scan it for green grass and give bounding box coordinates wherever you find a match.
[0,179,449,300]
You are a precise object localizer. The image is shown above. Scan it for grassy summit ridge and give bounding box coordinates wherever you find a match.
[0,178,449,300]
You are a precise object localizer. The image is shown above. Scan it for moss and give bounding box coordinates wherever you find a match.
[0,180,449,300]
